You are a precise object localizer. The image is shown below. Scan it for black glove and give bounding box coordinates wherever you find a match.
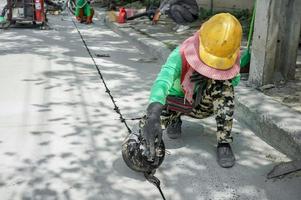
[143,102,163,161]
[190,71,208,85]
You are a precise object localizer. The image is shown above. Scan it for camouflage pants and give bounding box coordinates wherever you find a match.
[161,80,235,143]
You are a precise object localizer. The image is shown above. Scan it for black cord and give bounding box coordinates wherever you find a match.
[70,13,167,199]
[144,172,167,200]
[70,13,132,133]
[158,186,167,200]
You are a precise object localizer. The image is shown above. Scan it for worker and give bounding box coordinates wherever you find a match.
[75,0,94,24]
[154,0,199,32]
[142,13,242,168]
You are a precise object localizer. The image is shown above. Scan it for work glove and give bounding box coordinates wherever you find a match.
[143,102,163,161]
[190,71,208,86]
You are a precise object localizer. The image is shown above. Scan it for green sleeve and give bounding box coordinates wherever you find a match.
[149,47,182,105]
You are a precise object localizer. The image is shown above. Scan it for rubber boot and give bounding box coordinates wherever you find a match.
[217,143,235,168]
[166,117,182,139]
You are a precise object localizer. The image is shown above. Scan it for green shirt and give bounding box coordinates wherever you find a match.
[149,47,183,105]
[76,0,88,8]
[75,0,92,17]
[149,47,240,105]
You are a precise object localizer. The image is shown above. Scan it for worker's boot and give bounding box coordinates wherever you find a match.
[166,117,182,139]
[217,143,235,168]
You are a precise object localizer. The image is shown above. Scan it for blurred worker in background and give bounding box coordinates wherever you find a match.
[75,0,94,24]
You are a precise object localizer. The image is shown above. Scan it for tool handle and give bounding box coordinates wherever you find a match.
[247,0,256,50]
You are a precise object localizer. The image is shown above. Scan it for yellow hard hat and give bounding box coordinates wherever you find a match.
[199,13,242,70]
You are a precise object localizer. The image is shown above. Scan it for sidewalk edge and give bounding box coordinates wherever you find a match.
[235,84,301,159]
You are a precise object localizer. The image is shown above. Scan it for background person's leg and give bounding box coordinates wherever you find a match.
[75,7,84,22]
[86,7,94,24]
[167,5,196,32]
[168,4,197,24]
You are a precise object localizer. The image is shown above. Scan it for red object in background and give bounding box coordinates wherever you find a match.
[118,7,127,23]
[34,0,45,22]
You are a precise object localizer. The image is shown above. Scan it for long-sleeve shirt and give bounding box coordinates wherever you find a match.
[149,47,240,105]
[149,47,184,105]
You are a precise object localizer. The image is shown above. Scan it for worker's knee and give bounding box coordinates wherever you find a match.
[168,4,197,24]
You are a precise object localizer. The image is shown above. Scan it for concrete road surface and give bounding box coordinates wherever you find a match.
[0,12,300,200]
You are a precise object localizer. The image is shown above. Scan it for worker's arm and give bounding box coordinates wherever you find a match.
[144,47,182,159]
[149,47,182,105]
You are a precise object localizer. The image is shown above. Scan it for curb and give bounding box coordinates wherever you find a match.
[99,10,301,159]
[235,83,301,159]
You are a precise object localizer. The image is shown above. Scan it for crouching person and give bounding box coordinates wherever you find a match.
[156,0,199,32]
[75,0,94,24]
[142,13,242,168]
